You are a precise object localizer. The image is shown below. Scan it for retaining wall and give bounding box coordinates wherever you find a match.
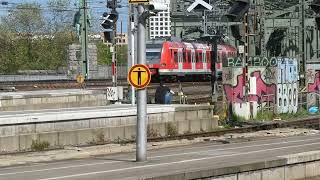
[149,151,320,180]
[0,89,108,111]
[0,105,217,153]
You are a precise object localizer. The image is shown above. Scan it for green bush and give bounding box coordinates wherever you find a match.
[256,111,274,121]
[147,125,160,138]
[232,114,246,122]
[31,140,50,151]
[166,122,178,136]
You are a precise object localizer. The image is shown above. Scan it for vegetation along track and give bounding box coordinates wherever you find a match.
[146,117,320,143]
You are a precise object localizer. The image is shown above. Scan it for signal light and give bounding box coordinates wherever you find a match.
[103,31,114,42]
[142,2,167,18]
[311,0,320,14]
[101,11,118,30]
[230,25,241,40]
[311,0,320,30]
[226,0,250,21]
[226,0,249,39]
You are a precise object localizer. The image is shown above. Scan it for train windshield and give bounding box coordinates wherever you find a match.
[146,51,161,63]
[146,42,163,64]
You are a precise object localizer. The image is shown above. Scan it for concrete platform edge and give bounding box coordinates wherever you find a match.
[146,151,320,180]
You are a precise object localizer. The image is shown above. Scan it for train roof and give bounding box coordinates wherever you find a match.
[146,40,237,52]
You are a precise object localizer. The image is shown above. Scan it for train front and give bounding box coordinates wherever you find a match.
[146,41,163,81]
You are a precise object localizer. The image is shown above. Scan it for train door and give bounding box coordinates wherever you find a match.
[202,49,207,72]
[171,49,178,70]
[185,49,191,70]
[191,49,196,71]
[178,48,183,72]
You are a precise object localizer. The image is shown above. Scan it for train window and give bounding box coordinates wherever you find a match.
[206,52,211,63]
[203,51,206,63]
[187,51,191,63]
[183,51,187,63]
[197,52,202,63]
[173,51,178,63]
[218,54,221,63]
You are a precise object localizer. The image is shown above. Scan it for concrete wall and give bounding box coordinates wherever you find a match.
[208,161,320,180]
[149,151,320,180]
[0,105,216,153]
[223,57,299,120]
[0,90,107,111]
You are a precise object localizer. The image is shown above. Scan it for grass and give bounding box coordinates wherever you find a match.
[256,111,274,121]
[279,107,309,120]
[147,125,160,138]
[166,122,178,137]
[255,107,310,121]
[31,140,50,151]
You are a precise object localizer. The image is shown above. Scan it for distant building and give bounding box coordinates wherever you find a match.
[100,33,128,46]
[148,0,171,39]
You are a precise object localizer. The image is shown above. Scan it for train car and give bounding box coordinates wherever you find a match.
[146,41,237,81]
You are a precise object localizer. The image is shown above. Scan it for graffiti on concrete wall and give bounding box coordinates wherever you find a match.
[223,57,299,119]
[276,58,299,114]
[306,64,320,107]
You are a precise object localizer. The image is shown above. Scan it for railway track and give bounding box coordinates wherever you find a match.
[0,79,216,104]
[0,79,212,91]
[144,117,320,143]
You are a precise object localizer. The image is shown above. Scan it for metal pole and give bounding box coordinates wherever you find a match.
[301,0,306,87]
[128,4,133,103]
[136,4,147,162]
[128,5,136,105]
[81,0,89,79]
[212,37,218,104]
[112,0,117,87]
[131,7,137,105]
[244,13,249,102]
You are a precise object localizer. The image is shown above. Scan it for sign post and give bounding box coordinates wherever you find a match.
[128,64,151,161]
[127,4,150,162]
[128,64,151,89]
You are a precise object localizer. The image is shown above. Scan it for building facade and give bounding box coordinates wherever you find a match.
[100,33,128,46]
[149,0,171,39]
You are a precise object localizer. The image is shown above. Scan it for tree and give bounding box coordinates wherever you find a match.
[0,2,76,73]
[46,0,73,33]
[97,42,112,65]
[1,3,45,70]
[2,3,44,34]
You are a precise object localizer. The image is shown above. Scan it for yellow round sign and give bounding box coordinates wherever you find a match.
[128,64,151,89]
[76,74,85,84]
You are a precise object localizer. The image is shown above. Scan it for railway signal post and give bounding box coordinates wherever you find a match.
[136,3,148,162]
[130,0,166,162]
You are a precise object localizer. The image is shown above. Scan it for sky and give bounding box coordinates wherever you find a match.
[0,0,129,33]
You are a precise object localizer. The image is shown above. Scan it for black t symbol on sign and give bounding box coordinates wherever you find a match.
[133,68,146,85]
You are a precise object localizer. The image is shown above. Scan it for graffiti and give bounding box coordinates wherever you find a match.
[223,57,278,67]
[306,69,315,83]
[223,68,233,82]
[308,72,320,93]
[223,71,276,103]
[106,87,118,101]
[225,57,242,67]
[248,57,277,67]
[223,57,299,119]
[263,67,276,82]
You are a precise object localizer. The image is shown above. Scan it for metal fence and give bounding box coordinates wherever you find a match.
[0,65,128,82]
[0,75,68,82]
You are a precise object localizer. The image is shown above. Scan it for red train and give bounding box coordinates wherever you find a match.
[146,41,237,81]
